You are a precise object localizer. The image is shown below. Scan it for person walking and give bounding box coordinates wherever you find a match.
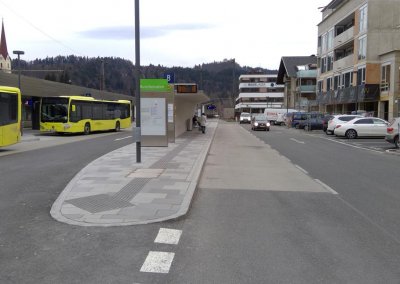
[198,113,207,134]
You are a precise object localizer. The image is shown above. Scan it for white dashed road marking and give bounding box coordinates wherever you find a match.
[114,136,132,141]
[154,228,182,245]
[140,251,175,273]
[290,138,305,144]
[140,228,182,274]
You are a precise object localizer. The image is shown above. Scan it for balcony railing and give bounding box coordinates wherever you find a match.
[334,26,354,47]
[317,85,380,105]
[296,85,316,93]
[333,54,354,71]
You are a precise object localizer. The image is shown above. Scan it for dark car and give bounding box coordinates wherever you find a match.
[298,117,325,131]
[291,112,308,128]
[251,115,270,131]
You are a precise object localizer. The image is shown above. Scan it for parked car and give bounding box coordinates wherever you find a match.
[326,115,363,135]
[291,112,308,128]
[251,115,270,131]
[321,115,334,132]
[385,117,400,148]
[239,112,251,124]
[298,117,325,131]
[334,117,389,139]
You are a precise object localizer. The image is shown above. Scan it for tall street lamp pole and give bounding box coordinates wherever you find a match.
[135,0,141,163]
[13,50,24,89]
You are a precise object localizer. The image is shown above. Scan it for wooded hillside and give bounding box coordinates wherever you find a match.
[14,56,277,106]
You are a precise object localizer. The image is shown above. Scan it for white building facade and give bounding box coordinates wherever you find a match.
[235,74,284,115]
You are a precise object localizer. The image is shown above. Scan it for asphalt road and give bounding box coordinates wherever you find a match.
[0,130,177,284]
[2,124,400,283]
[148,122,400,283]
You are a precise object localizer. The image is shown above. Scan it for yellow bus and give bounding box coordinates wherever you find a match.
[40,96,131,134]
[0,86,22,147]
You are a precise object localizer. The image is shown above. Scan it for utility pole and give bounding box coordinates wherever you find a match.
[13,50,24,89]
[100,59,105,91]
[135,0,141,163]
[232,58,236,107]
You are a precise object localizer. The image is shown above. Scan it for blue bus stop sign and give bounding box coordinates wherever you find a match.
[164,73,175,84]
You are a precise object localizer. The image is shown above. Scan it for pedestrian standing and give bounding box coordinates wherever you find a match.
[198,113,207,134]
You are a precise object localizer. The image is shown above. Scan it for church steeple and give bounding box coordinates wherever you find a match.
[0,19,12,73]
[0,19,9,60]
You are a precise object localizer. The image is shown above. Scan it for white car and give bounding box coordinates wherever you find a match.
[326,115,362,135]
[239,112,251,124]
[334,117,389,139]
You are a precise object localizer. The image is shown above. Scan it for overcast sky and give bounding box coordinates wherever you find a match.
[0,0,329,69]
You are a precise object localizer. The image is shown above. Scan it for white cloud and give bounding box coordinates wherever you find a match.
[0,0,329,68]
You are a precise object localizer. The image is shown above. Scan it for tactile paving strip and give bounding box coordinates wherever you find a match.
[65,139,192,213]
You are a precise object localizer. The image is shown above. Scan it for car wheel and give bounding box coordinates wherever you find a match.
[304,125,309,131]
[345,129,357,139]
[84,123,91,135]
[295,124,299,129]
[394,135,399,148]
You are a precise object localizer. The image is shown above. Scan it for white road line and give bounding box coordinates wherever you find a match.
[314,179,338,195]
[114,136,132,141]
[295,165,308,175]
[290,138,305,144]
[318,136,384,154]
[140,251,175,273]
[154,228,182,245]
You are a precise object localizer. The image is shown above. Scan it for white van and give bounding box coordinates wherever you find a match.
[264,108,297,125]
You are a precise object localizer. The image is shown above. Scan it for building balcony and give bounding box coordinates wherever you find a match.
[296,69,317,78]
[317,85,380,105]
[334,26,354,48]
[296,85,316,93]
[333,54,354,71]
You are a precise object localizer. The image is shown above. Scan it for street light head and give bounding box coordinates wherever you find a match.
[13,50,25,55]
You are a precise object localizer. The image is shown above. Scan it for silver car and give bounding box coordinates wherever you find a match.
[385,117,400,148]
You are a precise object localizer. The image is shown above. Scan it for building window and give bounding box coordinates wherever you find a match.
[322,33,327,53]
[317,81,323,93]
[334,75,340,90]
[321,57,327,73]
[327,52,334,71]
[342,71,353,88]
[358,36,367,60]
[357,67,366,85]
[326,77,332,91]
[327,29,334,50]
[381,64,391,92]
[359,4,368,33]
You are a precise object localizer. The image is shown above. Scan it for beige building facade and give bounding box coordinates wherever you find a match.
[317,0,400,120]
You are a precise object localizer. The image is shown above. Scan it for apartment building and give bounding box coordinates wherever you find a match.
[277,56,318,111]
[317,0,400,120]
[234,74,284,115]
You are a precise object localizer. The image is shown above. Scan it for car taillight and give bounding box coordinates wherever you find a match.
[335,125,341,129]
[387,127,394,133]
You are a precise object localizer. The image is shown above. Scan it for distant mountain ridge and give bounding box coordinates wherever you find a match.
[13,55,277,106]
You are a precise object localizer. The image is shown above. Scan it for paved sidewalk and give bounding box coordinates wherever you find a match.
[50,121,217,226]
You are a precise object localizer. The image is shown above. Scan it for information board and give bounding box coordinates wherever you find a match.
[141,98,166,135]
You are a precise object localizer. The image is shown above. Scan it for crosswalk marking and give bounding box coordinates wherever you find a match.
[154,228,182,245]
[140,251,175,273]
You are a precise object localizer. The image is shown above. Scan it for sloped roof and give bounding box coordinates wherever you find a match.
[0,20,9,60]
[276,56,317,84]
[0,71,133,101]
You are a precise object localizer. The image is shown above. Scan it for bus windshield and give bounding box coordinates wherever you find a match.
[41,97,69,123]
